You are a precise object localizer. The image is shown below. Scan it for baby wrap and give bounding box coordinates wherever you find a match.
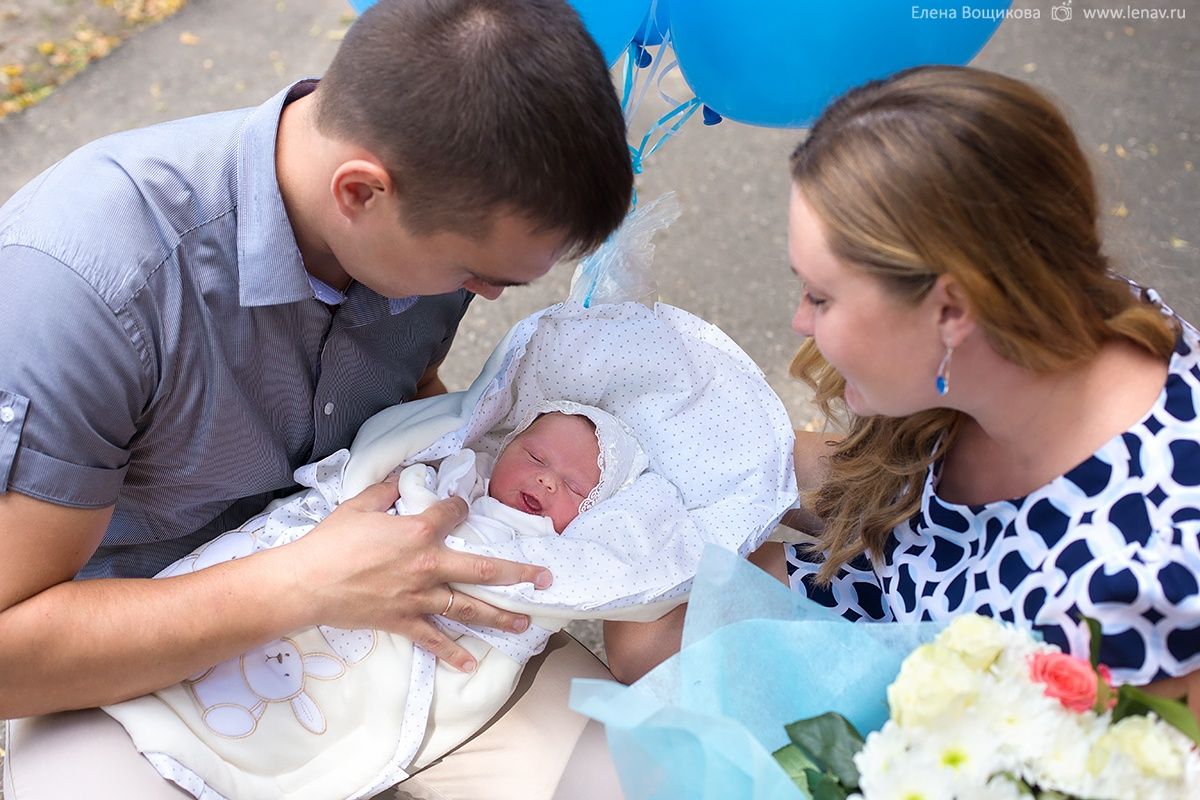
[103,300,798,800]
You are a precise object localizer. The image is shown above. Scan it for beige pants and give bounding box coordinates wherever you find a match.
[2,633,622,800]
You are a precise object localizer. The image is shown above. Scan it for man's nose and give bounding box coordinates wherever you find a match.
[464,279,505,301]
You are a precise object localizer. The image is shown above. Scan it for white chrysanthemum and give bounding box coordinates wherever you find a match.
[854,723,911,790]
[1022,710,1106,795]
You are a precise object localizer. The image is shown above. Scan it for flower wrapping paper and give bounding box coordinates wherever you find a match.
[570,546,942,799]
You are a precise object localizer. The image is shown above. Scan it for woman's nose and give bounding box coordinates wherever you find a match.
[791,301,813,337]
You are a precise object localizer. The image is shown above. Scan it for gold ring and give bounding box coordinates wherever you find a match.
[441,591,455,617]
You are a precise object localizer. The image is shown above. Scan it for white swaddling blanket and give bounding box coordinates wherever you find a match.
[103,301,798,800]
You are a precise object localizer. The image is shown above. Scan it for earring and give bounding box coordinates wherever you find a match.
[935,346,953,396]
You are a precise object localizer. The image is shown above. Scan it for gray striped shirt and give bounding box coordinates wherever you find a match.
[0,81,472,578]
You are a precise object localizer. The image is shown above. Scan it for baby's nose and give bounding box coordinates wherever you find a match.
[537,473,557,492]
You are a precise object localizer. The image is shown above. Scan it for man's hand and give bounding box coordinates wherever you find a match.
[283,480,553,673]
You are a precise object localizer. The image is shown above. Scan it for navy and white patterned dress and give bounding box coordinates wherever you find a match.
[787,307,1200,685]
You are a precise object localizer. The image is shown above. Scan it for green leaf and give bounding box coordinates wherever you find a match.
[1082,615,1103,669]
[772,743,816,797]
[1113,685,1200,746]
[784,713,865,789]
[804,769,849,800]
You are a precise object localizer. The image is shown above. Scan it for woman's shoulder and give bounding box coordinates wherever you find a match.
[1103,311,1200,507]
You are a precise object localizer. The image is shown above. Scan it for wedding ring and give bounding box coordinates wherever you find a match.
[441,591,456,617]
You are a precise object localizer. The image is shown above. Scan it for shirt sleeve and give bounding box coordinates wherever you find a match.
[0,245,150,507]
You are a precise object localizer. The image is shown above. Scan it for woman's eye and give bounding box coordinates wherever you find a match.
[804,292,826,308]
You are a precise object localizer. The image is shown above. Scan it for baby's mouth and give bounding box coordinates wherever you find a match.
[520,491,542,514]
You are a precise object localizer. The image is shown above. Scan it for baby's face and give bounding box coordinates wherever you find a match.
[489,413,601,533]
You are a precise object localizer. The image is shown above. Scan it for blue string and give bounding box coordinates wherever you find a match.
[626,96,702,209]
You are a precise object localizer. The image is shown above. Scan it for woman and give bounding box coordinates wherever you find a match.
[606,65,1199,715]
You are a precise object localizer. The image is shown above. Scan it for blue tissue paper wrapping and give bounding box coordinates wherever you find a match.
[571,546,943,799]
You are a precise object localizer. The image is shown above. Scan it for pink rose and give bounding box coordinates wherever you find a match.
[1028,652,1115,713]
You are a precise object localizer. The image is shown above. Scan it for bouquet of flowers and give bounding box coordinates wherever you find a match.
[773,615,1200,800]
[570,546,1200,800]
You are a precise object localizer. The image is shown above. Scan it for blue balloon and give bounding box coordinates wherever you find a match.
[347,0,372,13]
[670,0,1011,128]
[632,0,670,47]
[567,0,653,67]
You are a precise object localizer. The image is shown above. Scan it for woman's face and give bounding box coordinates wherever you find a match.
[488,413,601,533]
[787,187,944,418]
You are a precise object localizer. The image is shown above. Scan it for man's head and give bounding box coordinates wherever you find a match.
[310,0,633,298]
[489,412,601,534]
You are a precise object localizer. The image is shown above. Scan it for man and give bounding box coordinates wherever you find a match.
[0,0,631,796]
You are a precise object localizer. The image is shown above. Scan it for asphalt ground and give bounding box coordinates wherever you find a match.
[0,0,1196,788]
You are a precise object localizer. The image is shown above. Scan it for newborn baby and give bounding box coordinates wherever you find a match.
[105,400,649,800]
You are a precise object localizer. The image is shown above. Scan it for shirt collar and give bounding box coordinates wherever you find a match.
[235,79,424,318]
[307,273,419,316]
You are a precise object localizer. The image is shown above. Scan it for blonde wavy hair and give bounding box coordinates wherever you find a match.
[790,66,1177,583]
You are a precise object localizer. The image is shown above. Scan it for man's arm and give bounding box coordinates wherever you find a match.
[414,358,448,399]
[0,485,549,717]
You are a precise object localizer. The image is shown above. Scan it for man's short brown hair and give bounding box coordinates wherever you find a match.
[315,0,633,259]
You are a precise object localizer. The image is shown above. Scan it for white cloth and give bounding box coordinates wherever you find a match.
[104,448,555,800]
[102,301,799,800]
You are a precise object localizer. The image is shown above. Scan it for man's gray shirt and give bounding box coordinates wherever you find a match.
[0,81,472,578]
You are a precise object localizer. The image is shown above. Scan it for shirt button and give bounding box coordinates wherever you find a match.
[323,402,335,416]
[0,406,13,424]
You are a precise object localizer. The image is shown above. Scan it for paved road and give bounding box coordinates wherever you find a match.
[0,1,1195,773]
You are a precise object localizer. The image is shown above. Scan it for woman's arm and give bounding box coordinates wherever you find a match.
[1144,669,1200,725]
[780,429,837,532]
[603,605,686,685]
[604,542,791,685]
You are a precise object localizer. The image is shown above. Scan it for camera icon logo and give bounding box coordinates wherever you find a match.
[1052,0,1073,21]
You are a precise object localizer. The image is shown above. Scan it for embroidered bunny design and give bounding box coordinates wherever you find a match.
[187,637,345,738]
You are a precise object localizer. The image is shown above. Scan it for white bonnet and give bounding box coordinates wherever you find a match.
[500,399,649,515]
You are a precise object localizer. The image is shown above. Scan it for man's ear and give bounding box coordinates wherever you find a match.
[930,273,977,349]
[330,159,394,222]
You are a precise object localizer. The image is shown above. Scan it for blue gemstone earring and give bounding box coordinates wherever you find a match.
[935,346,953,396]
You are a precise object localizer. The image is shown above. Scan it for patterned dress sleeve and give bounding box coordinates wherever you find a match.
[784,544,894,622]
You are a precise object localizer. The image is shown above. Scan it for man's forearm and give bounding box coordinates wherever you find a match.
[0,545,309,717]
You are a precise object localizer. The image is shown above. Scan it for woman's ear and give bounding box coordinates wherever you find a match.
[930,274,977,349]
[329,158,394,222]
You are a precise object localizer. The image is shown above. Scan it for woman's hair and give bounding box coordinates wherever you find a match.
[789,66,1177,583]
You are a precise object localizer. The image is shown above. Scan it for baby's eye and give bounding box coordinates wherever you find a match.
[527,448,545,465]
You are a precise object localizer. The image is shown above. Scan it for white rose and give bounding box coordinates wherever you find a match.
[888,643,979,728]
[936,614,1009,671]
[1088,714,1185,780]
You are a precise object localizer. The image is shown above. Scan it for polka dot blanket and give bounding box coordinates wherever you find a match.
[101,300,799,800]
